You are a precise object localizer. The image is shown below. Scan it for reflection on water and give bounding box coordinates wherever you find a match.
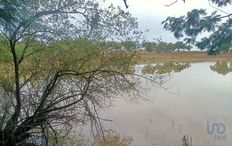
[101,61,232,146]
[210,60,232,75]
[142,62,191,75]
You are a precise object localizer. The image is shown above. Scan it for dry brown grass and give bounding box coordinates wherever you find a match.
[133,51,232,64]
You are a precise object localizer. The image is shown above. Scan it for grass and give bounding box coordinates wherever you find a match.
[1,40,231,64]
[51,132,133,146]
[133,51,232,64]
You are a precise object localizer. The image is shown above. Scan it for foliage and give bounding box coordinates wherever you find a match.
[0,0,144,145]
[142,41,157,52]
[99,40,140,51]
[142,40,192,52]
[95,132,133,146]
[50,131,133,146]
[162,0,232,55]
[141,64,156,74]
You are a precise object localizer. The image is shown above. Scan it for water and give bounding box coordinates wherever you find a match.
[100,62,232,146]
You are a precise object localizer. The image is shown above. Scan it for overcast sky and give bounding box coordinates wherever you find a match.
[109,0,231,42]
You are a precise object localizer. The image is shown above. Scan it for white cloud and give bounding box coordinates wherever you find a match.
[107,0,231,42]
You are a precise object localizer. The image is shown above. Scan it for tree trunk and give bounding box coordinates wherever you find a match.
[0,131,31,146]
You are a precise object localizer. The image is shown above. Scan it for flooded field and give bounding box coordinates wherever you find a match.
[100,61,232,146]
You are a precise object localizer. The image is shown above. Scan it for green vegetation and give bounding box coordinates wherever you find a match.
[0,0,231,145]
[162,0,232,55]
[0,0,141,145]
[142,40,192,52]
[47,132,133,146]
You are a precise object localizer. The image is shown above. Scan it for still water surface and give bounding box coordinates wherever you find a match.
[101,62,232,146]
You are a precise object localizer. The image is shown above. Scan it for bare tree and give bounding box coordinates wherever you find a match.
[0,0,144,145]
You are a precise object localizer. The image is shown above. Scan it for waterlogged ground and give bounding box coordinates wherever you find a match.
[100,61,232,146]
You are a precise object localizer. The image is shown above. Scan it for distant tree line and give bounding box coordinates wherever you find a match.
[74,39,192,52]
[97,40,192,52]
[142,40,192,52]
[3,33,228,54]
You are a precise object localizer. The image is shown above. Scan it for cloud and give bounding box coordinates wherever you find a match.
[108,0,231,42]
